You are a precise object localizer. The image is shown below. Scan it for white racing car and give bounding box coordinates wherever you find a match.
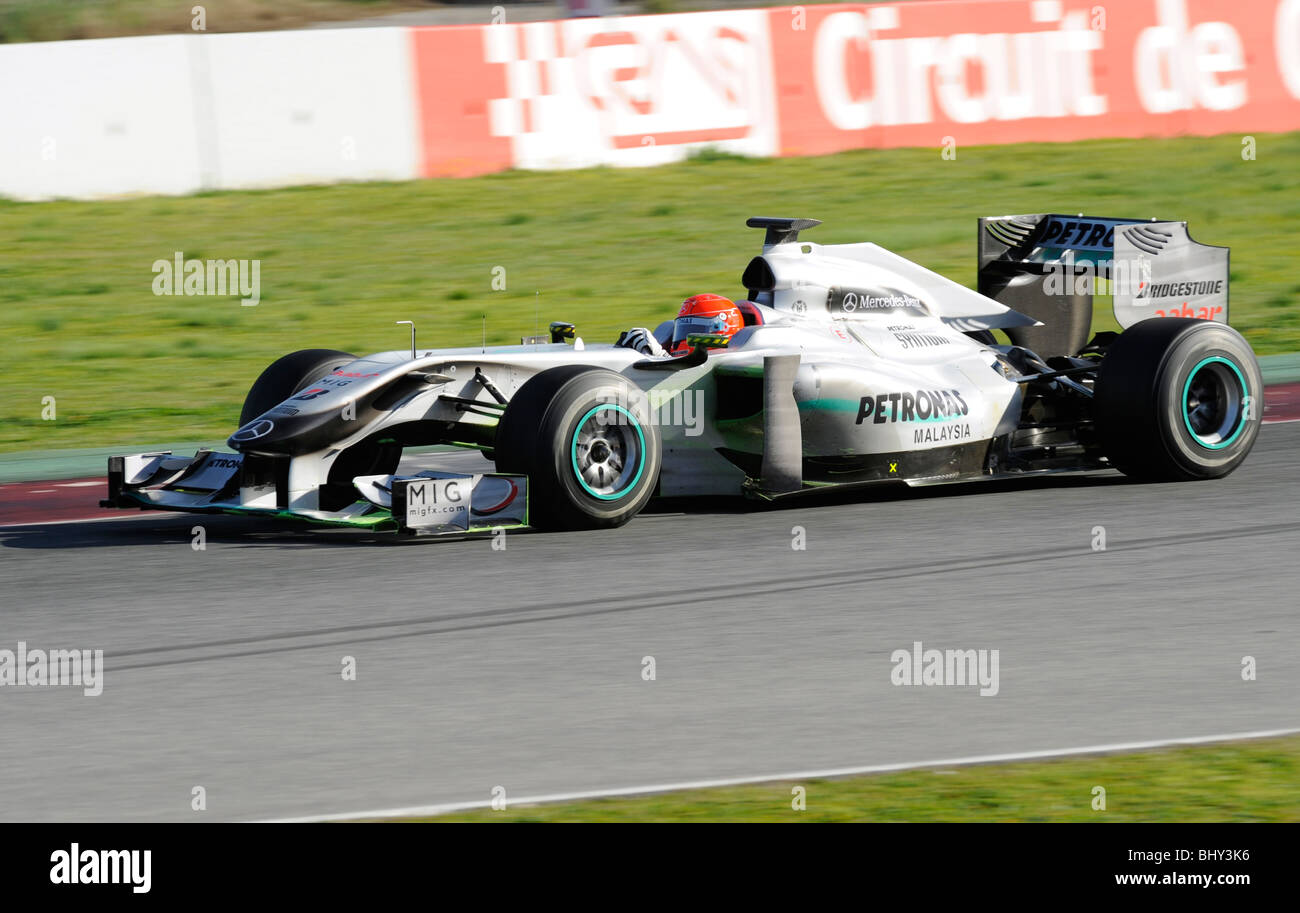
[102,215,1262,535]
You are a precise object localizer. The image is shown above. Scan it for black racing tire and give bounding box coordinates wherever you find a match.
[238,349,357,426]
[494,365,661,530]
[1093,318,1262,481]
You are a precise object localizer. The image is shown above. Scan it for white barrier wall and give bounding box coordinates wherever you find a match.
[204,29,418,191]
[0,36,200,200]
[0,29,419,201]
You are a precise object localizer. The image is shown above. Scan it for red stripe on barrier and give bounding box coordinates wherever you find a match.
[404,2,1300,175]
[411,26,513,178]
[768,0,1300,157]
[610,126,751,149]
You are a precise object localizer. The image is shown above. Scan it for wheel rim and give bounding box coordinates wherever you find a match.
[1181,356,1248,450]
[570,404,646,500]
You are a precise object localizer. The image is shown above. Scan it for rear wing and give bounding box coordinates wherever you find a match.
[977,214,1229,357]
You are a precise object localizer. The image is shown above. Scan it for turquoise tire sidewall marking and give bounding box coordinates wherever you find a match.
[1181,355,1248,450]
[570,404,646,501]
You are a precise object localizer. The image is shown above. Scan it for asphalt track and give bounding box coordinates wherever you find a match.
[1,424,1299,821]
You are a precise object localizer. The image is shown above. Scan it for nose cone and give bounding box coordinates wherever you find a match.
[227,402,372,456]
[227,413,320,455]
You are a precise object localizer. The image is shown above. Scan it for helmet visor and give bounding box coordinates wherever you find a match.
[673,313,731,347]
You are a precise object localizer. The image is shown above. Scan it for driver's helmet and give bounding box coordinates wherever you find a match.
[671,294,743,353]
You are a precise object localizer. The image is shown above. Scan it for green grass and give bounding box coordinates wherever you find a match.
[416,735,1300,822]
[4,131,1300,453]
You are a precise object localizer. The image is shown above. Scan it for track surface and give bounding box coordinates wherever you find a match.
[2,426,1299,821]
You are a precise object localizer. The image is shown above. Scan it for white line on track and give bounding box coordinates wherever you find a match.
[264,726,1300,823]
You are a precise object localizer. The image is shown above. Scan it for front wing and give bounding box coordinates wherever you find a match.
[100,450,529,537]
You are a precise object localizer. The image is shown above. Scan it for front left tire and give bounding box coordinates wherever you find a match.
[238,348,357,426]
[494,366,662,530]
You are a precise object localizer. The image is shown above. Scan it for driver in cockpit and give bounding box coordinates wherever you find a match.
[614,294,744,357]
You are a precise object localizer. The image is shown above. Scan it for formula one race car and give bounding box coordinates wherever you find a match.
[102,215,1262,535]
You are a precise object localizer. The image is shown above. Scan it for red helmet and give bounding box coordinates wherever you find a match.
[671,294,742,353]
